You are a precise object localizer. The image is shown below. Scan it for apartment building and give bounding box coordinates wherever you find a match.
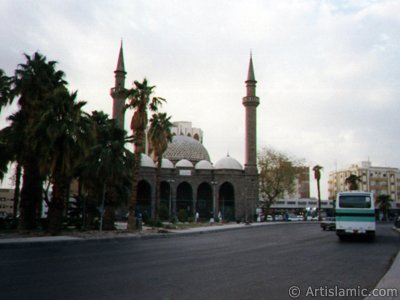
[328,161,400,208]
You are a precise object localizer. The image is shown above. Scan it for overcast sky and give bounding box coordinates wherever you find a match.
[1,0,399,199]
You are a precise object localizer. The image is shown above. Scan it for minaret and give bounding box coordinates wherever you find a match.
[242,54,260,173]
[242,54,260,221]
[110,42,127,129]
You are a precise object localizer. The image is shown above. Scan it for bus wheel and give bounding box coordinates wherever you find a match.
[367,232,375,242]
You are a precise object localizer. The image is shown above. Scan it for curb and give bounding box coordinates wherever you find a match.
[0,221,295,248]
[364,250,400,300]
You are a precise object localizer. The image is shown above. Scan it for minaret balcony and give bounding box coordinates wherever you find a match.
[242,96,260,107]
[110,87,126,97]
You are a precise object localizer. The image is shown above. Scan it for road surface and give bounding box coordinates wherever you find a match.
[0,222,398,300]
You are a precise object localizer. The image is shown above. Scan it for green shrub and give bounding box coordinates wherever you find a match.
[145,218,163,228]
[177,209,188,222]
[159,203,169,221]
[224,208,235,222]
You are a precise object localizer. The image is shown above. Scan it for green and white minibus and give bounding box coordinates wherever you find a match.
[335,191,376,241]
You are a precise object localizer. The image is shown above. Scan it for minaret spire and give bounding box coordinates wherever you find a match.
[246,52,256,82]
[116,40,126,73]
[110,41,127,129]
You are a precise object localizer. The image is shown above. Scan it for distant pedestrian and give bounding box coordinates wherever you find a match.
[195,212,199,223]
[218,211,223,223]
[209,211,214,224]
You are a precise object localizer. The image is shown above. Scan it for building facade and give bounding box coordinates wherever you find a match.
[171,121,204,143]
[0,188,14,217]
[110,46,261,221]
[328,161,400,209]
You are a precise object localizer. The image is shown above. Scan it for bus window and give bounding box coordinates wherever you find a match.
[338,196,371,208]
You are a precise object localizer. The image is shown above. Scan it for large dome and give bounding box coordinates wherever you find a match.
[164,135,211,164]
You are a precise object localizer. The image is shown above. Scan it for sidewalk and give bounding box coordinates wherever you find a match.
[0,221,279,246]
[0,221,301,247]
[364,249,400,300]
[363,226,400,300]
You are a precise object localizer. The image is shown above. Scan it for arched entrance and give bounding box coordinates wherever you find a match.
[196,182,212,220]
[160,181,171,220]
[137,180,152,221]
[219,182,235,221]
[176,182,193,218]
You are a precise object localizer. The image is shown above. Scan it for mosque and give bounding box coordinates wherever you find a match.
[110,44,260,222]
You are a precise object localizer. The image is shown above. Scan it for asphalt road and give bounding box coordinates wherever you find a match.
[1,223,399,300]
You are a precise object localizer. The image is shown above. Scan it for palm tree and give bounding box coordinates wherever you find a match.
[345,174,361,191]
[0,69,21,219]
[79,111,133,230]
[149,112,172,221]
[31,89,94,234]
[375,194,393,221]
[125,79,165,230]
[0,69,12,110]
[312,165,323,221]
[12,52,67,230]
[0,112,24,218]
[0,129,12,182]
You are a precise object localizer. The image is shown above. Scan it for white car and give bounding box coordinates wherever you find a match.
[288,214,302,221]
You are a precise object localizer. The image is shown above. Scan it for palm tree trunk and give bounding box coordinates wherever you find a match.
[127,151,140,230]
[103,183,117,231]
[317,178,321,221]
[155,158,162,221]
[127,129,146,230]
[13,163,22,218]
[48,175,67,235]
[19,157,42,230]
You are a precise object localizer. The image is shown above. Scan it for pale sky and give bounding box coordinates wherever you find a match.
[1,0,400,199]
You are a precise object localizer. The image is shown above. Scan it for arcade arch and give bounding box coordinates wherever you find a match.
[176,182,193,214]
[196,182,213,220]
[219,182,235,221]
[137,180,152,220]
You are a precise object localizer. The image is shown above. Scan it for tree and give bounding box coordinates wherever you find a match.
[258,148,304,214]
[125,79,165,230]
[11,53,67,230]
[312,165,323,221]
[0,69,21,219]
[375,194,393,221]
[31,89,94,234]
[345,174,361,191]
[79,111,133,230]
[0,112,25,218]
[148,112,172,221]
[0,69,12,110]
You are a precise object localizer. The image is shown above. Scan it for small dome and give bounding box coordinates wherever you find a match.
[164,135,211,164]
[176,159,194,168]
[215,156,243,170]
[141,154,156,168]
[160,158,174,169]
[195,160,213,170]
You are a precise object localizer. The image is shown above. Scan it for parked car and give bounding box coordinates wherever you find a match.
[320,217,336,231]
[394,215,400,229]
[288,214,302,221]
